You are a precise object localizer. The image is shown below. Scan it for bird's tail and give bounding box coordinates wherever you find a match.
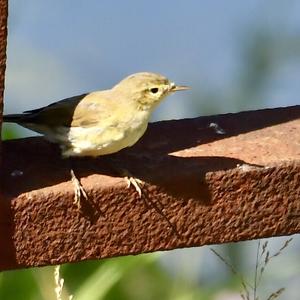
[3,114,24,123]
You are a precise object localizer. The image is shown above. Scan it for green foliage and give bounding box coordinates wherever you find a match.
[0,254,216,300]
[1,123,21,140]
[0,269,42,300]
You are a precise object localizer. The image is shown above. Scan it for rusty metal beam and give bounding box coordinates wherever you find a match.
[0,105,299,270]
[0,0,7,129]
[0,0,8,269]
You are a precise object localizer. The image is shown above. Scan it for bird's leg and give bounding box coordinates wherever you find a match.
[70,167,88,209]
[115,166,144,197]
[125,175,144,198]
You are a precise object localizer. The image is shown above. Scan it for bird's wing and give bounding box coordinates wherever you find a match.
[19,94,87,128]
[13,93,107,128]
[5,91,121,131]
[70,91,118,128]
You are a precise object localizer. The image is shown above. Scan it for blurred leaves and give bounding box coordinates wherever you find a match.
[0,254,214,300]
[1,123,21,140]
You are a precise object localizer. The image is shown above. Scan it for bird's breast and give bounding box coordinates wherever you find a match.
[63,110,150,157]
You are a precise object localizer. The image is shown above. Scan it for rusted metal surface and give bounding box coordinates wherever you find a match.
[0,105,299,270]
[0,0,7,129]
[0,0,8,269]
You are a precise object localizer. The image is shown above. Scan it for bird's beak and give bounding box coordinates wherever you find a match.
[170,84,190,92]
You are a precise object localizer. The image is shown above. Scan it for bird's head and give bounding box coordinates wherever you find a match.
[113,72,189,110]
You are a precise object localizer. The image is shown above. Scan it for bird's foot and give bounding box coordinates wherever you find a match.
[117,168,144,197]
[70,169,88,209]
[124,176,144,197]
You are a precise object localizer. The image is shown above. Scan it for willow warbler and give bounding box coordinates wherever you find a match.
[4,72,189,204]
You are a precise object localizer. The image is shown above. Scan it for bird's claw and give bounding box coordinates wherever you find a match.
[125,176,144,197]
[70,169,88,209]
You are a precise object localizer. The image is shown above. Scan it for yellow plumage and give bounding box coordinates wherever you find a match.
[4,72,189,157]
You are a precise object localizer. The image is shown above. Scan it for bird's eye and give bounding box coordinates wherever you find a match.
[150,87,159,94]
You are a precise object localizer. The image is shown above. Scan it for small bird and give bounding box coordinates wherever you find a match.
[4,72,189,206]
